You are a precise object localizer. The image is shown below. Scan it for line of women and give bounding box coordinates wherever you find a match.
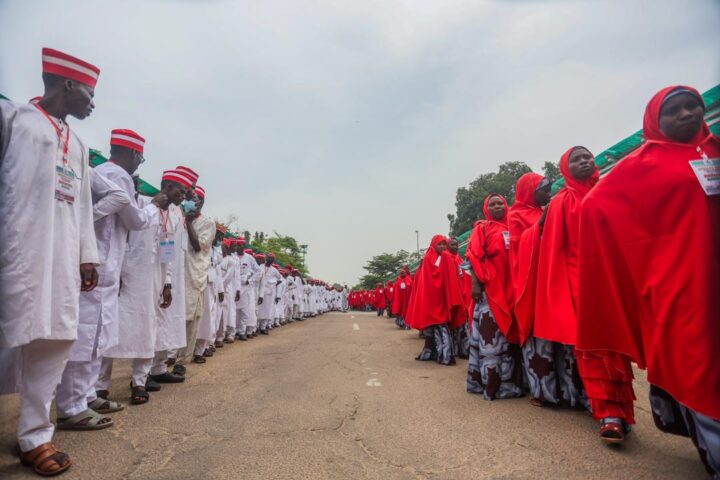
[403,85,719,477]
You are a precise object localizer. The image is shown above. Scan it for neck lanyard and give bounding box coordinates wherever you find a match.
[159,209,170,235]
[34,103,70,167]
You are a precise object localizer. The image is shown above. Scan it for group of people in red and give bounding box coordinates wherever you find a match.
[375,85,719,476]
[349,268,415,330]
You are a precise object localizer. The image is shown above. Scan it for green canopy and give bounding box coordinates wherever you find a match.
[89,149,160,196]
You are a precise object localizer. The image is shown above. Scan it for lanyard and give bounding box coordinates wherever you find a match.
[159,209,170,235]
[34,103,70,167]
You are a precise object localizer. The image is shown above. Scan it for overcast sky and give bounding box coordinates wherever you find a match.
[1,0,718,285]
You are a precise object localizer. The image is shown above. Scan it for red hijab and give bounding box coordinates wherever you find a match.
[508,173,544,289]
[385,280,394,302]
[405,235,467,330]
[577,86,720,419]
[534,147,599,345]
[373,284,387,309]
[465,194,517,341]
[391,273,412,318]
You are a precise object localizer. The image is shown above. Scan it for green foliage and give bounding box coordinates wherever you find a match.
[251,232,309,275]
[448,161,532,236]
[542,161,561,183]
[356,250,412,289]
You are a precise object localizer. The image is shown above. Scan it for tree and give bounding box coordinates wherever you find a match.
[448,161,532,236]
[542,161,561,183]
[356,250,412,289]
[251,231,309,275]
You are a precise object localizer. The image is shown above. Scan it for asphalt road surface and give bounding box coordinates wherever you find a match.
[0,311,707,479]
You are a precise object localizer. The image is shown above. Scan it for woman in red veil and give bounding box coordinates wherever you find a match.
[405,235,467,366]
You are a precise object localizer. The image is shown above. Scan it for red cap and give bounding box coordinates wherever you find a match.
[42,48,100,88]
[175,166,199,185]
[194,185,205,199]
[162,169,193,188]
[244,248,253,254]
[110,129,145,153]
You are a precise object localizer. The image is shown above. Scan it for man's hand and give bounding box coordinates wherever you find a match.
[160,286,172,308]
[219,292,225,303]
[185,210,199,223]
[470,272,483,302]
[151,193,170,210]
[235,291,240,302]
[80,263,98,292]
[275,297,280,304]
[258,297,264,305]
[539,206,549,233]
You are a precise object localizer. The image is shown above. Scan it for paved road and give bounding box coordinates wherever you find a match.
[0,312,706,479]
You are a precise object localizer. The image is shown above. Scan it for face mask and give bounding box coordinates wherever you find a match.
[182,200,196,213]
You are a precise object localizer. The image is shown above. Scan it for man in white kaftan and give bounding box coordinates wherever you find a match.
[197,227,224,354]
[96,192,170,397]
[56,131,162,426]
[217,241,237,343]
[236,249,258,339]
[258,259,282,334]
[176,189,215,366]
[0,50,100,466]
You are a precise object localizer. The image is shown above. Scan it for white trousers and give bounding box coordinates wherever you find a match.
[96,357,153,389]
[150,350,169,375]
[56,355,102,418]
[15,339,73,452]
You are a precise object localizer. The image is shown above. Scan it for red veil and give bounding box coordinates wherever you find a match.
[508,173,544,344]
[534,147,599,345]
[405,235,467,330]
[465,194,517,341]
[577,86,720,419]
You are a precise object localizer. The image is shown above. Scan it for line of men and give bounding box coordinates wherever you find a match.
[0,47,348,477]
[387,85,719,476]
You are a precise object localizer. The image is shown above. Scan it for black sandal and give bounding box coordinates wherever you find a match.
[192,355,207,364]
[130,385,150,405]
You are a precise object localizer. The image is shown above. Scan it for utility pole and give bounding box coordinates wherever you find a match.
[414,230,419,258]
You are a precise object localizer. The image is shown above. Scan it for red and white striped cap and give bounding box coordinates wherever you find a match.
[161,169,193,188]
[194,185,205,199]
[42,48,100,88]
[110,129,145,153]
[175,166,199,185]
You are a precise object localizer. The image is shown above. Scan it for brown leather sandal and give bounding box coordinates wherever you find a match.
[17,442,72,476]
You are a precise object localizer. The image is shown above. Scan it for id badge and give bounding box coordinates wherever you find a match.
[159,239,175,263]
[401,283,406,290]
[54,165,76,203]
[208,268,217,283]
[689,158,720,195]
[502,231,510,250]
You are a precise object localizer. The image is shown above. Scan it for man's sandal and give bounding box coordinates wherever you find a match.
[203,348,214,358]
[95,389,109,400]
[88,397,124,414]
[193,355,207,364]
[17,442,72,476]
[56,409,113,431]
[224,336,235,344]
[130,385,150,405]
[214,340,224,348]
[145,378,162,392]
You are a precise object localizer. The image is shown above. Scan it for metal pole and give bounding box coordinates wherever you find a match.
[414,230,419,257]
